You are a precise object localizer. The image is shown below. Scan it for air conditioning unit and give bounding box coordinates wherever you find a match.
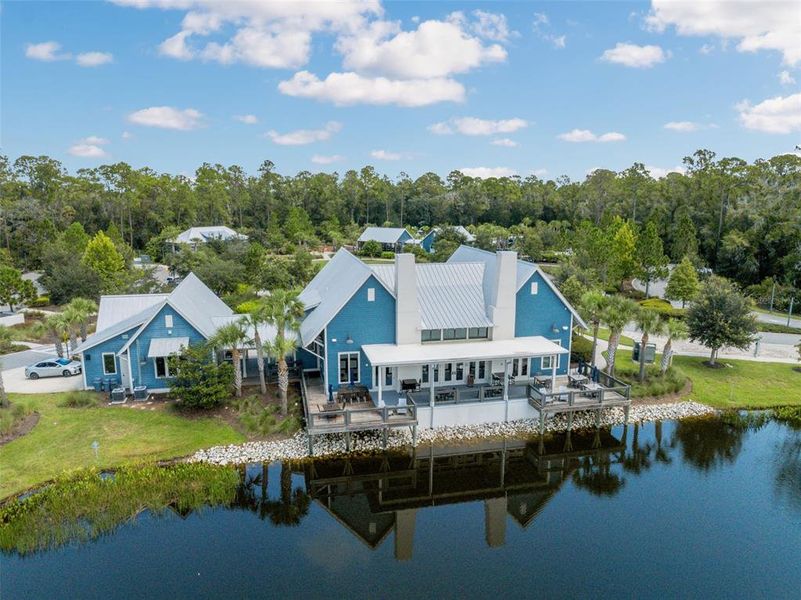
[133,386,150,402]
[110,387,127,404]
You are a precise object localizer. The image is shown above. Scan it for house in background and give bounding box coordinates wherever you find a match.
[419,225,476,253]
[169,226,248,252]
[74,273,282,393]
[357,227,415,253]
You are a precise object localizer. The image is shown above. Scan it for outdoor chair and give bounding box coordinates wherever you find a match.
[396,396,408,416]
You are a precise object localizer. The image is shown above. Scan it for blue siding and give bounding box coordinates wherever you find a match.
[514,272,573,376]
[420,230,436,253]
[326,275,396,391]
[398,230,414,244]
[127,305,206,390]
[82,325,141,388]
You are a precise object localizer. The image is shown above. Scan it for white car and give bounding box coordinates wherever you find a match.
[25,357,82,379]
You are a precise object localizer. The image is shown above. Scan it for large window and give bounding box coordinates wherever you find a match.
[154,356,171,379]
[102,353,117,375]
[422,364,429,383]
[338,352,360,384]
[421,329,441,343]
[442,328,467,341]
[468,327,488,339]
[444,363,453,381]
[541,340,562,370]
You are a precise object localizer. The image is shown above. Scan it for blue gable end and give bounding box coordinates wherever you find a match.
[127,304,206,390]
[420,230,436,253]
[515,271,573,376]
[326,275,395,391]
[82,325,141,388]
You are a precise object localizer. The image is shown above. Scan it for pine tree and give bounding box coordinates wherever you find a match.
[670,210,698,260]
[637,221,669,297]
[665,256,700,307]
[610,219,640,290]
[82,231,125,292]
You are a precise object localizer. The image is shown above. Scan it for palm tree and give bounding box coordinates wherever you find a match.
[265,335,298,417]
[210,319,250,397]
[266,463,310,526]
[65,297,98,342]
[600,296,639,376]
[239,301,270,395]
[660,318,689,375]
[61,306,81,353]
[635,309,665,383]
[35,313,72,357]
[263,290,304,417]
[579,290,608,367]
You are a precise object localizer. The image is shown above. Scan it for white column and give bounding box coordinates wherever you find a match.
[429,362,435,428]
[378,367,384,407]
[503,359,510,422]
[551,359,557,392]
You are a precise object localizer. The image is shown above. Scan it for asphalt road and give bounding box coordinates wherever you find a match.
[0,346,59,370]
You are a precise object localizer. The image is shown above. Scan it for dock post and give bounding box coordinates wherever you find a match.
[538,410,545,436]
[624,404,631,424]
[345,431,351,452]
[411,425,417,446]
[382,427,388,449]
[307,433,314,456]
[595,408,602,428]
[567,411,574,432]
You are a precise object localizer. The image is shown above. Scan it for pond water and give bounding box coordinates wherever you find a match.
[2,417,800,599]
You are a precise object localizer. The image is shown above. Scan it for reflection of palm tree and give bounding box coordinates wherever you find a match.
[673,418,745,471]
[773,430,801,514]
[233,464,260,512]
[266,463,310,526]
[653,420,673,464]
[572,454,625,497]
[623,422,653,474]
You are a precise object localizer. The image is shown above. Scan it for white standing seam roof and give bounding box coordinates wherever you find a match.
[172,226,247,244]
[362,336,568,367]
[453,226,476,243]
[148,337,189,357]
[95,294,169,331]
[299,249,394,347]
[358,227,413,244]
[447,245,588,329]
[73,301,165,354]
[370,262,493,329]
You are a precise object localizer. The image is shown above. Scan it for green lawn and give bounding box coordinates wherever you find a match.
[0,393,244,499]
[671,356,801,409]
[595,327,636,348]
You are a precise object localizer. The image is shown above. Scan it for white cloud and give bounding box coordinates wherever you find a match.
[122,131,133,140]
[779,70,796,85]
[533,13,549,27]
[459,166,517,178]
[76,52,113,67]
[25,41,70,62]
[311,154,345,165]
[646,0,801,66]
[370,149,406,160]
[127,106,204,130]
[266,121,342,145]
[645,164,686,179]
[491,138,519,147]
[278,71,465,107]
[337,15,506,79]
[736,93,801,134]
[68,137,110,158]
[664,121,699,132]
[531,168,548,178]
[234,114,258,124]
[601,42,668,68]
[557,129,626,143]
[532,12,566,48]
[699,43,714,55]
[429,116,528,136]
[470,10,512,42]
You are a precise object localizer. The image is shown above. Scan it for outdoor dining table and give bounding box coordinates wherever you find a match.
[568,373,589,387]
[435,388,456,402]
[533,376,551,388]
[581,382,603,399]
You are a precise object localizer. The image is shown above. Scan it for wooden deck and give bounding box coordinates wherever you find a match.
[302,371,418,440]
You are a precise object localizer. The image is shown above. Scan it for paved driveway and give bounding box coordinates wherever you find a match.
[2,366,84,393]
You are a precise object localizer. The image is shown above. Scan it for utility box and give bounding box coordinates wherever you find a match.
[632,342,657,364]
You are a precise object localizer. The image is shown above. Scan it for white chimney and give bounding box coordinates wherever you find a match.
[395,253,420,344]
[489,251,517,340]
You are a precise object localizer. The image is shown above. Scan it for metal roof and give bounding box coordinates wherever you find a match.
[371,262,493,329]
[299,249,392,347]
[74,301,165,354]
[362,336,567,367]
[447,245,587,329]
[166,273,234,338]
[357,227,413,244]
[172,226,247,244]
[148,337,189,357]
[96,294,168,331]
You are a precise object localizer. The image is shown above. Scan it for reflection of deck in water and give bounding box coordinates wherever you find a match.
[304,428,627,559]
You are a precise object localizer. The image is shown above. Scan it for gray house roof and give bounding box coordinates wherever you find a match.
[172,226,247,244]
[95,294,168,331]
[371,262,493,329]
[447,245,587,329]
[357,227,413,244]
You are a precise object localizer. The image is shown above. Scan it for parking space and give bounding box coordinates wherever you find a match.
[2,366,84,394]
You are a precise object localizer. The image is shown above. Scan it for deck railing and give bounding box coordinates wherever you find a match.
[528,368,631,410]
[306,395,418,433]
[406,383,527,406]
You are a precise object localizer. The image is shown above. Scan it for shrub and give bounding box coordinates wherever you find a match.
[639,298,685,319]
[380,251,396,260]
[58,391,100,408]
[359,240,382,257]
[169,345,234,409]
[29,296,50,308]
[0,404,31,436]
[774,406,801,428]
[571,334,592,363]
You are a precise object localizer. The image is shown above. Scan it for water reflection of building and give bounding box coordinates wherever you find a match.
[304,429,627,560]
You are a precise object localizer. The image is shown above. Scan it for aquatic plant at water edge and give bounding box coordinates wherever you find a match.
[0,463,240,555]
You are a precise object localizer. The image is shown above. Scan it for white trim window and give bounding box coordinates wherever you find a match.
[102,353,117,375]
[541,340,562,370]
[338,352,360,384]
[367,287,375,302]
[165,314,174,328]
[154,356,172,379]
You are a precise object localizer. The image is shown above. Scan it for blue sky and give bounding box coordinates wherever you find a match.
[3,0,799,180]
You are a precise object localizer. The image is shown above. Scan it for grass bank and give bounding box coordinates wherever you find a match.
[0,392,244,499]
[671,356,801,409]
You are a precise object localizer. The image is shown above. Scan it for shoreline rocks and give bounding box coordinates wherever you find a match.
[189,401,717,465]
